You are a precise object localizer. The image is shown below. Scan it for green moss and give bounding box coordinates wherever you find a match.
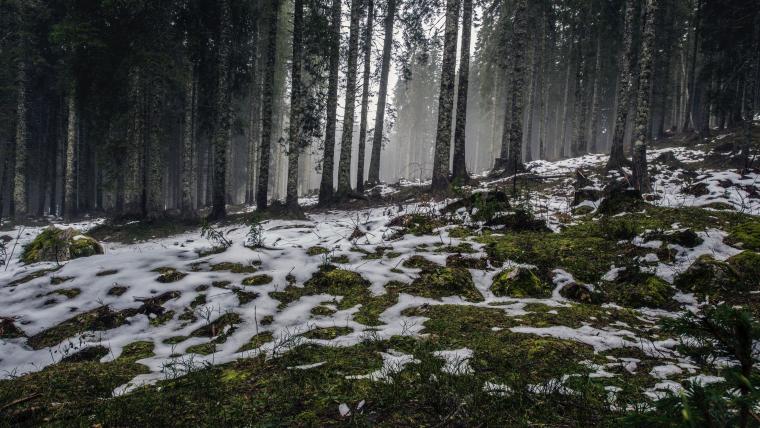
[50,276,75,285]
[153,267,188,283]
[604,275,675,309]
[402,255,439,269]
[445,254,488,269]
[407,267,482,302]
[96,269,119,277]
[163,336,188,345]
[49,288,81,299]
[242,274,273,286]
[387,213,448,236]
[433,242,476,254]
[301,326,353,340]
[210,262,258,274]
[491,267,550,298]
[331,254,351,264]
[149,310,175,327]
[726,220,760,250]
[186,342,216,355]
[190,294,207,308]
[234,290,259,304]
[0,318,24,338]
[306,246,329,256]
[448,227,474,238]
[190,313,242,338]
[311,306,337,316]
[9,267,60,286]
[108,286,128,296]
[21,227,103,264]
[27,306,139,350]
[237,332,274,352]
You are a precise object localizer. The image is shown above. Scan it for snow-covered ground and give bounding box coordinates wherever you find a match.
[0,135,757,398]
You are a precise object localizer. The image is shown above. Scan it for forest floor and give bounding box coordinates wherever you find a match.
[1,126,760,426]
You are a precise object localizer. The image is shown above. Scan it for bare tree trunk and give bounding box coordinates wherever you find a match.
[367,0,397,187]
[571,27,588,158]
[524,26,540,164]
[124,67,144,217]
[606,0,636,170]
[356,0,374,194]
[181,59,198,217]
[431,0,460,191]
[246,15,261,205]
[337,0,363,197]
[505,0,528,176]
[558,45,574,159]
[145,78,164,219]
[452,0,473,184]
[286,0,304,209]
[63,88,78,221]
[742,10,760,170]
[589,36,602,153]
[210,0,233,219]
[13,58,28,220]
[632,0,658,192]
[256,0,280,211]
[319,0,342,203]
[682,0,701,132]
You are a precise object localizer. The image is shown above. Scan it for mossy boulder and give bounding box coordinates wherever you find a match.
[605,275,675,309]
[305,266,369,293]
[674,254,736,297]
[491,267,551,298]
[408,267,482,302]
[597,179,647,216]
[21,227,103,264]
[387,213,447,236]
[727,220,760,251]
[558,282,602,304]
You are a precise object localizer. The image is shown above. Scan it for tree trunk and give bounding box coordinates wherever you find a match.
[146,79,164,219]
[524,25,541,163]
[181,58,198,217]
[210,0,233,219]
[356,0,374,194]
[589,36,602,153]
[606,0,636,170]
[632,0,658,192]
[452,0,473,184]
[285,0,304,208]
[124,67,144,217]
[367,0,397,187]
[13,58,28,220]
[742,10,760,170]
[319,0,342,203]
[571,28,588,158]
[682,0,701,132]
[337,0,363,197]
[431,0,460,191]
[505,0,528,176]
[246,15,261,205]
[63,88,78,221]
[558,44,574,159]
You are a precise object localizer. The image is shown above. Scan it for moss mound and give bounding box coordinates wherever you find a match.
[242,274,274,286]
[491,267,551,298]
[726,220,760,250]
[402,255,439,269]
[387,213,447,236]
[21,227,103,264]
[604,275,675,309]
[408,267,482,302]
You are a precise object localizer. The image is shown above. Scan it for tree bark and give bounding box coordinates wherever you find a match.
[146,79,165,219]
[64,89,78,221]
[181,58,198,217]
[606,0,636,170]
[210,0,233,219]
[589,36,602,153]
[13,57,28,220]
[286,0,304,209]
[742,9,760,170]
[337,0,363,197]
[319,0,342,203]
[632,0,658,192]
[367,0,397,187]
[356,0,374,194]
[246,15,261,205]
[504,0,528,176]
[682,0,701,133]
[257,0,283,210]
[571,27,588,158]
[124,67,144,217]
[431,0,460,191]
[452,0,473,184]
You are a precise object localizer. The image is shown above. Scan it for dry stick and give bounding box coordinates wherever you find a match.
[0,393,41,411]
[5,227,24,271]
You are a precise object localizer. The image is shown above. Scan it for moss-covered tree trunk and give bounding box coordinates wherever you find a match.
[451,0,473,184]
[632,0,658,193]
[504,0,528,176]
[356,0,374,194]
[431,0,460,191]
[210,0,233,219]
[606,0,636,170]
[337,0,362,197]
[285,0,304,209]
[367,0,397,187]
[319,0,342,204]
[13,57,28,220]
